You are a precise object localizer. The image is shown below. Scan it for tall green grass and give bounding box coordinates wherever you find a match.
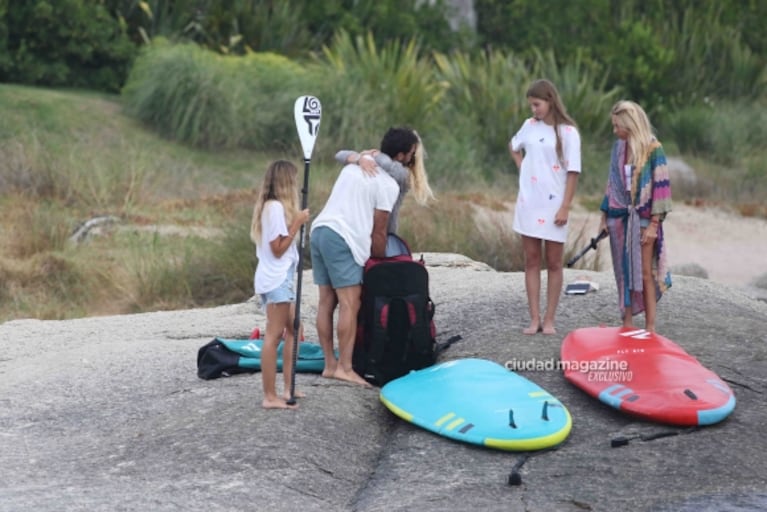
[120,36,622,187]
[661,100,767,202]
[312,31,447,156]
[122,38,306,150]
[2,28,765,321]
[656,7,767,106]
[119,222,255,313]
[0,83,278,321]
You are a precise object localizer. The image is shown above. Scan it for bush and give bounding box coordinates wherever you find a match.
[1,0,135,92]
[122,40,305,150]
[432,49,530,181]
[0,0,10,76]
[312,31,445,154]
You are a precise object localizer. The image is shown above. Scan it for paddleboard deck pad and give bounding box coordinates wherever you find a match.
[561,326,735,426]
[379,358,572,451]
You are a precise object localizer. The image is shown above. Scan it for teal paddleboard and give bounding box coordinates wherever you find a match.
[216,338,326,373]
[380,358,572,451]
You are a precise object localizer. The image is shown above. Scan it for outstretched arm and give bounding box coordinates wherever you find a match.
[335,150,355,165]
[373,152,409,189]
[335,149,379,174]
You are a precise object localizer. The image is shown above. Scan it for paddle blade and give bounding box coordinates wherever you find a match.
[294,96,322,160]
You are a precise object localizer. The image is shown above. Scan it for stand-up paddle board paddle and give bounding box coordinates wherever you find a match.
[287,95,321,405]
[561,326,735,426]
[566,229,607,267]
[380,358,572,451]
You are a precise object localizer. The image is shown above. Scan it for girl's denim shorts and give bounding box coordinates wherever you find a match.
[259,266,296,307]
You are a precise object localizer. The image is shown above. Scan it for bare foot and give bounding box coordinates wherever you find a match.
[262,397,298,410]
[282,389,306,400]
[541,325,557,335]
[333,368,373,388]
[321,360,338,379]
[523,322,542,335]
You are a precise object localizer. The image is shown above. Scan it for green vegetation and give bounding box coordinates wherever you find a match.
[2,76,764,322]
[0,0,135,92]
[1,1,766,321]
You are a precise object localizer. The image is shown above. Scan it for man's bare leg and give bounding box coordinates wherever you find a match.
[332,285,371,387]
[316,285,339,378]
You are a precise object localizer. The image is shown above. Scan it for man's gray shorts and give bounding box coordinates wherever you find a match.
[310,226,363,288]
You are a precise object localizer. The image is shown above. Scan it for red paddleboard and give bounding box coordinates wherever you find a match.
[561,326,735,426]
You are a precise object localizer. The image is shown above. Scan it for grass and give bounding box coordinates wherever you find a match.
[0,84,764,322]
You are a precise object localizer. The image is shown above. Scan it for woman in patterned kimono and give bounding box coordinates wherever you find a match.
[599,100,672,333]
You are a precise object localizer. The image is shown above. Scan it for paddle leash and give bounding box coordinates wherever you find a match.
[566,229,608,268]
[610,427,699,448]
[287,95,321,405]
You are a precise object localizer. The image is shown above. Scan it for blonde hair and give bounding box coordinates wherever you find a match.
[611,100,656,169]
[526,79,578,163]
[410,131,435,205]
[250,160,299,245]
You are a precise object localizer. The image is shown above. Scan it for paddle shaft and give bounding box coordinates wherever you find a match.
[287,158,311,405]
[566,229,608,267]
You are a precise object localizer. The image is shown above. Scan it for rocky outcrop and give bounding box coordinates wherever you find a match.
[1,255,765,512]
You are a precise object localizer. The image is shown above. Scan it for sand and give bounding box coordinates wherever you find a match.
[478,202,767,291]
[575,203,767,288]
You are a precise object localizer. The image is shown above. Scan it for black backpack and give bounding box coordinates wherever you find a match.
[353,234,438,386]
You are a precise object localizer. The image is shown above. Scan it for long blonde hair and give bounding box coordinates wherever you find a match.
[250,160,299,244]
[410,130,435,205]
[611,100,656,169]
[526,79,578,163]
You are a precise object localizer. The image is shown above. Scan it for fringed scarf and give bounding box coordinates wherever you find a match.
[602,139,672,315]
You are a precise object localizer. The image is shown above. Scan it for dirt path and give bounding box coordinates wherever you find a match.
[582,203,767,288]
[479,202,767,289]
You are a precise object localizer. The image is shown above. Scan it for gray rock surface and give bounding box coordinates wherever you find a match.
[2,253,766,512]
[670,262,709,280]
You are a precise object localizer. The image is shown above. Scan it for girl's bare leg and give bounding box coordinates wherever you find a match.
[622,307,634,329]
[541,240,564,334]
[641,235,657,333]
[262,303,297,409]
[521,235,543,334]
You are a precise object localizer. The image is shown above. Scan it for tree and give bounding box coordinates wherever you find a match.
[1,0,135,91]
